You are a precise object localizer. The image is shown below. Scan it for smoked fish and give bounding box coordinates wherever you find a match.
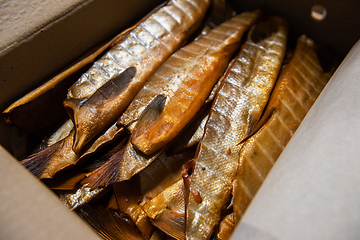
[143,178,186,240]
[64,0,211,153]
[118,10,261,155]
[110,147,195,239]
[78,205,144,240]
[232,35,336,224]
[82,104,209,188]
[185,16,289,239]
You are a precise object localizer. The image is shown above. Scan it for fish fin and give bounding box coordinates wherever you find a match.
[78,205,143,240]
[21,139,63,179]
[238,107,276,145]
[82,148,125,189]
[86,67,136,105]
[79,136,128,172]
[131,94,167,139]
[150,210,185,240]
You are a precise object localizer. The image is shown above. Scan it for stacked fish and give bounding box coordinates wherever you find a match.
[3,0,337,239]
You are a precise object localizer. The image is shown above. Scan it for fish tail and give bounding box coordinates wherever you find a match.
[150,210,185,240]
[21,140,63,179]
[82,148,124,189]
[78,205,143,240]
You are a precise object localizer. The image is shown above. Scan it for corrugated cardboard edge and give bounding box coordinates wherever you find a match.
[232,39,360,240]
[0,145,102,240]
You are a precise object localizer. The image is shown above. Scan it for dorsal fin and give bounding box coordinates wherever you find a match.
[238,107,276,145]
[130,94,167,139]
[81,147,125,190]
[86,67,136,105]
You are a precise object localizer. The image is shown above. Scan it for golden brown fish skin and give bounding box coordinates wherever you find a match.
[143,179,186,240]
[64,0,211,153]
[119,10,262,156]
[111,148,195,239]
[233,35,334,224]
[212,212,235,240]
[185,16,289,240]
[21,130,80,179]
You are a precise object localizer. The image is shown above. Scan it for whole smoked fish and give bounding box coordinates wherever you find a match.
[185,16,288,240]
[21,0,209,179]
[64,0,210,153]
[118,10,261,155]
[232,35,336,224]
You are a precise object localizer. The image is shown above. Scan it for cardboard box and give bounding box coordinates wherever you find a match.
[1,0,359,239]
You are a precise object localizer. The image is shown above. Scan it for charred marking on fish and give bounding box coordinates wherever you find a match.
[226,148,232,155]
[191,189,202,204]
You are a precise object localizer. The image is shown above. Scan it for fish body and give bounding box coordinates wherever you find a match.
[143,178,186,240]
[233,35,335,223]
[118,10,261,156]
[185,16,288,239]
[64,0,211,153]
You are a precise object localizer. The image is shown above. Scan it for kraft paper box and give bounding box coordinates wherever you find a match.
[0,0,359,239]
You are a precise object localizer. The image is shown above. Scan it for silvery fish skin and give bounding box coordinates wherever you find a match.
[118,10,261,156]
[185,16,288,240]
[60,183,104,211]
[232,35,335,224]
[47,119,74,147]
[64,0,211,153]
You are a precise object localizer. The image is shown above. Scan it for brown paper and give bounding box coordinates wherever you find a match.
[232,39,360,240]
